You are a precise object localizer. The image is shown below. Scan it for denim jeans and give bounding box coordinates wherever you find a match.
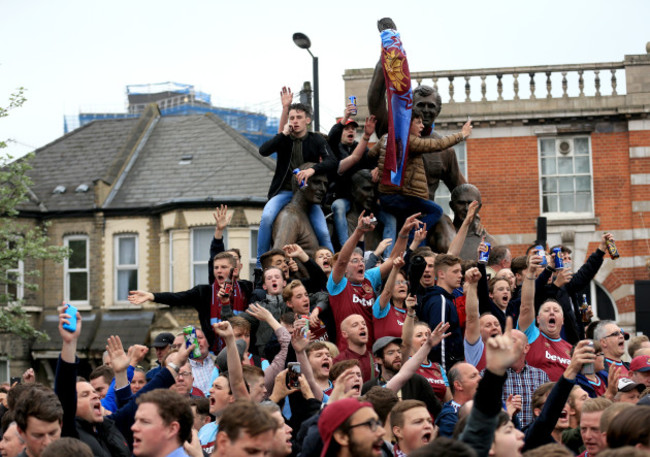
[257,191,334,266]
[379,194,443,245]
[332,198,396,256]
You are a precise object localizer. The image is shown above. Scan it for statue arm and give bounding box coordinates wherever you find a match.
[441,148,468,192]
[367,60,389,138]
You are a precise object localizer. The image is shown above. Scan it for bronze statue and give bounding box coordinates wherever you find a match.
[429,183,496,258]
[272,166,328,258]
[367,18,467,201]
[345,169,382,250]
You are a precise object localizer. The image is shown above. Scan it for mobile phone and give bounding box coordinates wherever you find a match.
[223,268,234,297]
[286,362,301,389]
[62,304,78,333]
[10,377,21,385]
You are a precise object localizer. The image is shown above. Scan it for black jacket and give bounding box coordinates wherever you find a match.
[259,132,336,199]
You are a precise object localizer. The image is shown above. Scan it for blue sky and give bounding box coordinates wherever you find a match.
[1,0,648,158]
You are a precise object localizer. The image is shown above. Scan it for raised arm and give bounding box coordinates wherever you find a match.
[213,321,249,400]
[464,267,482,345]
[106,335,130,390]
[291,327,323,402]
[278,87,293,133]
[386,322,450,391]
[447,201,479,256]
[376,257,404,311]
[400,295,417,358]
[332,211,376,283]
[338,116,377,174]
[518,254,542,331]
[55,305,82,438]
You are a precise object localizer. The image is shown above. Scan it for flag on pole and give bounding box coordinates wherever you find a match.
[380,28,413,187]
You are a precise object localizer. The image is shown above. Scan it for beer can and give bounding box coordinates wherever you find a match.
[183,325,202,359]
[605,234,620,259]
[348,96,357,115]
[478,242,491,264]
[552,247,564,270]
[300,314,310,339]
[292,168,308,189]
[535,245,547,266]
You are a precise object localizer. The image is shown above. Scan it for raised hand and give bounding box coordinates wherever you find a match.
[356,210,377,233]
[599,232,614,253]
[506,394,522,417]
[213,321,235,340]
[283,243,309,262]
[466,200,479,224]
[129,344,149,366]
[364,115,377,137]
[22,368,35,384]
[269,369,299,402]
[565,339,597,380]
[464,267,481,285]
[399,213,423,238]
[428,322,451,348]
[370,167,380,183]
[128,290,154,305]
[280,86,293,108]
[462,119,473,139]
[288,258,299,273]
[295,167,315,185]
[405,294,417,312]
[107,335,130,373]
[247,303,273,323]
[58,304,81,343]
[485,317,520,375]
[375,238,393,256]
[291,326,310,353]
[213,204,232,231]
[410,223,428,249]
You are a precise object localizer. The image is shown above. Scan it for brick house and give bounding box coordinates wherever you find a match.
[344,42,650,334]
[1,105,274,382]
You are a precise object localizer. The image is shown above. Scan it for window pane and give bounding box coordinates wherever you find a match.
[542,158,556,175]
[575,176,591,192]
[6,271,18,300]
[118,238,136,265]
[68,239,87,269]
[559,194,575,212]
[117,270,137,301]
[558,157,573,174]
[574,138,589,155]
[193,264,208,287]
[542,177,557,193]
[575,156,590,173]
[575,193,592,212]
[543,195,558,213]
[540,139,555,156]
[69,272,88,301]
[250,229,258,261]
[192,228,214,262]
[558,177,574,192]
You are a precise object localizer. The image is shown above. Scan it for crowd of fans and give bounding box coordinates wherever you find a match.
[1,91,649,457]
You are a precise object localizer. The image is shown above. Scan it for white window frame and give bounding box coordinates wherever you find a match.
[433,141,468,217]
[169,231,174,292]
[5,259,24,305]
[191,227,223,287]
[249,227,259,277]
[114,234,138,304]
[538,135,595,219]
[64,235,90,307]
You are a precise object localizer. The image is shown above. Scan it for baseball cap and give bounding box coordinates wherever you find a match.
[630,355,650,373]
[617,377,645,393]
[343,119,359,128]
[372,336,402,356]
[152,332,175,348]
[215,339,247,372]
[318,398,373,457]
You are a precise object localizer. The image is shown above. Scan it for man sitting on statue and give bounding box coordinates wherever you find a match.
[368,109,472,243]
[257,99,336,267]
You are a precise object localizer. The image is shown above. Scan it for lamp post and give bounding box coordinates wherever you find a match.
[292,32,319,132]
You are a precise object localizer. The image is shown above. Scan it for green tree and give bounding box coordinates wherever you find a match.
[1,88,69,340]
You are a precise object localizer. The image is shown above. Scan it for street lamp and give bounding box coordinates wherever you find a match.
[292,32,319,132]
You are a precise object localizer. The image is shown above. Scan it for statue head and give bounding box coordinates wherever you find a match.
[413,85,442,130]
[450,183,482,223]
[293,162,327,205]
[350,169,376,212]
